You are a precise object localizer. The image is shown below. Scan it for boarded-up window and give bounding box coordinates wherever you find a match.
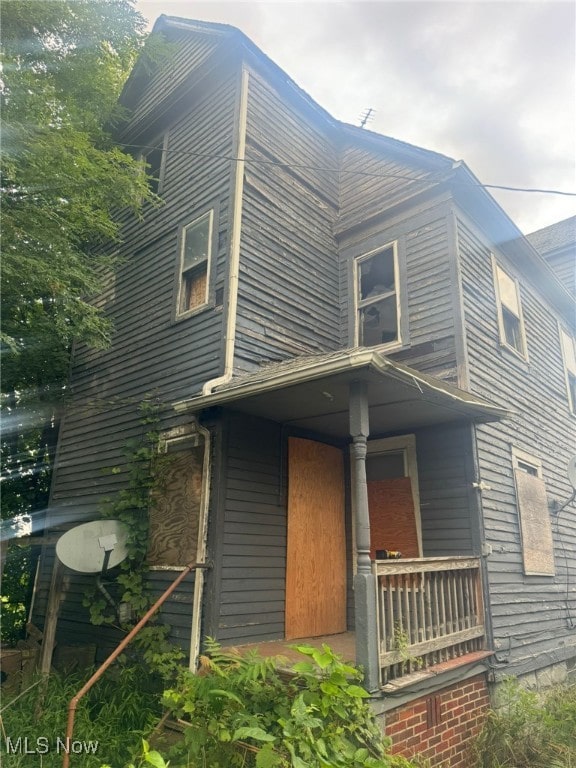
[559,327,576,413]
[355,243,399,347]
[493,258,527,358]
[148,443,205,567]
[512,451,555,576]
[176,210,213,316]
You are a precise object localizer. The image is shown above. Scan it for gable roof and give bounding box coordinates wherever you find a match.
[526,216,576,257]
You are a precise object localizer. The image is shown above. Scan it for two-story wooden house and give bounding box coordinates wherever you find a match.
[33,16,576,767]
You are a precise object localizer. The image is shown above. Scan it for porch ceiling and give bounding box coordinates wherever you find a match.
[174,349,510,438]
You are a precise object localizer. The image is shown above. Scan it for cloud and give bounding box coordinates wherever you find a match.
[136,0,575,232]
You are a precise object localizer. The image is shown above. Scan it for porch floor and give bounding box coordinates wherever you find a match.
[231,631,356,666]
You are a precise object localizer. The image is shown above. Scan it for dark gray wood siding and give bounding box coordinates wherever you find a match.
[120,28,221,138]
[457,210,576,677]
[337,141,450,235]
[34,70,241,648]
[215,412,287,644]
[544,250,576,297]
[234,70,341,371]
[415,423,478,557]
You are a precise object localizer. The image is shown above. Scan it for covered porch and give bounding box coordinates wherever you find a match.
[174,349,507,690]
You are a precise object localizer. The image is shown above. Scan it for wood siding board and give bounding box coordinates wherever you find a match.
[234,73,340,370]
[457,212,576,677]
[216,414,286,646]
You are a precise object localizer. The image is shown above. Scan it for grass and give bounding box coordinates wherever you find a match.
[473,677,576,768]
[0,663,163,767]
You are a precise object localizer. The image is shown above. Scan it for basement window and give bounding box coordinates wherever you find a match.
[492,257,527,359]
[355,243,400,347]
[176,210,213,317]
[511,448,554,576]
[559,327,576,414]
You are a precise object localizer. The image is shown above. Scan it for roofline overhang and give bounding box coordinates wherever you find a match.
[173,350,510,425]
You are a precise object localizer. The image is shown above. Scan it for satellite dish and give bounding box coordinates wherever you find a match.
[568,456,576,490]
[56,519,129,574]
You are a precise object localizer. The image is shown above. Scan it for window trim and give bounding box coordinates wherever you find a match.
[511,447,554,577]
[174,207,216,321]
[139,132,168,195]
[353,241,402,350]
[559,324,576,414]
[511,447,542,478]
[491,255,528,360]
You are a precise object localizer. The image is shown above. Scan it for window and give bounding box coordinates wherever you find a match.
[492,257,527,358]
[140,134,166,194]
[511,448,554,576]
[176,210,213,316]
[559,327,576,413]
[148,430,206,568]
[355,243,400,347]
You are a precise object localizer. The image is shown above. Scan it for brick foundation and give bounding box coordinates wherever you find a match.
[384,674,490,768]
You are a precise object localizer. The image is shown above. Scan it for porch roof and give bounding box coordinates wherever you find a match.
[174,349,510,437]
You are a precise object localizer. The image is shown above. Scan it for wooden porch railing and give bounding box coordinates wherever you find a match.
[374,556,485,685]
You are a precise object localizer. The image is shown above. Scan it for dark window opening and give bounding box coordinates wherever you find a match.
[356,246,399,347]
[502,306,523,353]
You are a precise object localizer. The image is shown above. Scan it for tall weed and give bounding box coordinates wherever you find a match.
[473,677,576,768]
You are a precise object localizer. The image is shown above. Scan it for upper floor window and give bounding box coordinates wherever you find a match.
[355,243,400,347]
[176,210,213,317]
[559,327,576,413]
[492,257,527,358]
[140,134,167,195]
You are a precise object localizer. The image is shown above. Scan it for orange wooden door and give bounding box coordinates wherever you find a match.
[367,477,419,558]
[285,437,347,639]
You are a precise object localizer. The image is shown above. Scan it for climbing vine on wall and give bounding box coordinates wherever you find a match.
[83,399,185,681]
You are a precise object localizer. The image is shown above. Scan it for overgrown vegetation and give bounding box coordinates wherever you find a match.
[160,639,419,768]
[0,0,161,643]
[83,399,185,682]
[0,664,163,767]
[0,642,426,768]
[473,677,576,768]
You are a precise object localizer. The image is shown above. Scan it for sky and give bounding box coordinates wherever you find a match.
[134,0,576,235]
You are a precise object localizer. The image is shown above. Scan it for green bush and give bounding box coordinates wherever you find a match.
[161,639,419,768]
[473,676,576,768]
[0,663,163,768]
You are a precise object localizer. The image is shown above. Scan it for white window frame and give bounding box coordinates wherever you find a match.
[492,255,528,360]
[353,241,402,350]
[559,325,576,414]
[175,209,214,319]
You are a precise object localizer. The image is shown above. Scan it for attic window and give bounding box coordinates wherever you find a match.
[355,243,400,347]
[140,134,166,194]
[177,210,213,316]
[492,258,527,359]
[559,327,576,413]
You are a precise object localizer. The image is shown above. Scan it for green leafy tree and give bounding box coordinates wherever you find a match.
[0,0,158,638]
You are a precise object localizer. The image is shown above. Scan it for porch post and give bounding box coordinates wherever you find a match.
[349,380,380,692]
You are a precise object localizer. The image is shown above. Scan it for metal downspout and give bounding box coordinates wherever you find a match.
[202,67,249,396]
[188,422,212,670]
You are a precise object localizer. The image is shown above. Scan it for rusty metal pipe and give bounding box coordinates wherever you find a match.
[62,561,198,768]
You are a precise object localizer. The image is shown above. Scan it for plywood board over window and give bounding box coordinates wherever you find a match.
[148,445,204,567]
[512,450,555,576]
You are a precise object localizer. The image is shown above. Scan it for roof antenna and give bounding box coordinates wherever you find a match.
[359,108,375,129]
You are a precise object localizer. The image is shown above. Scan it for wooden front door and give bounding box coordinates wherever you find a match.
[285,437,347,640]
